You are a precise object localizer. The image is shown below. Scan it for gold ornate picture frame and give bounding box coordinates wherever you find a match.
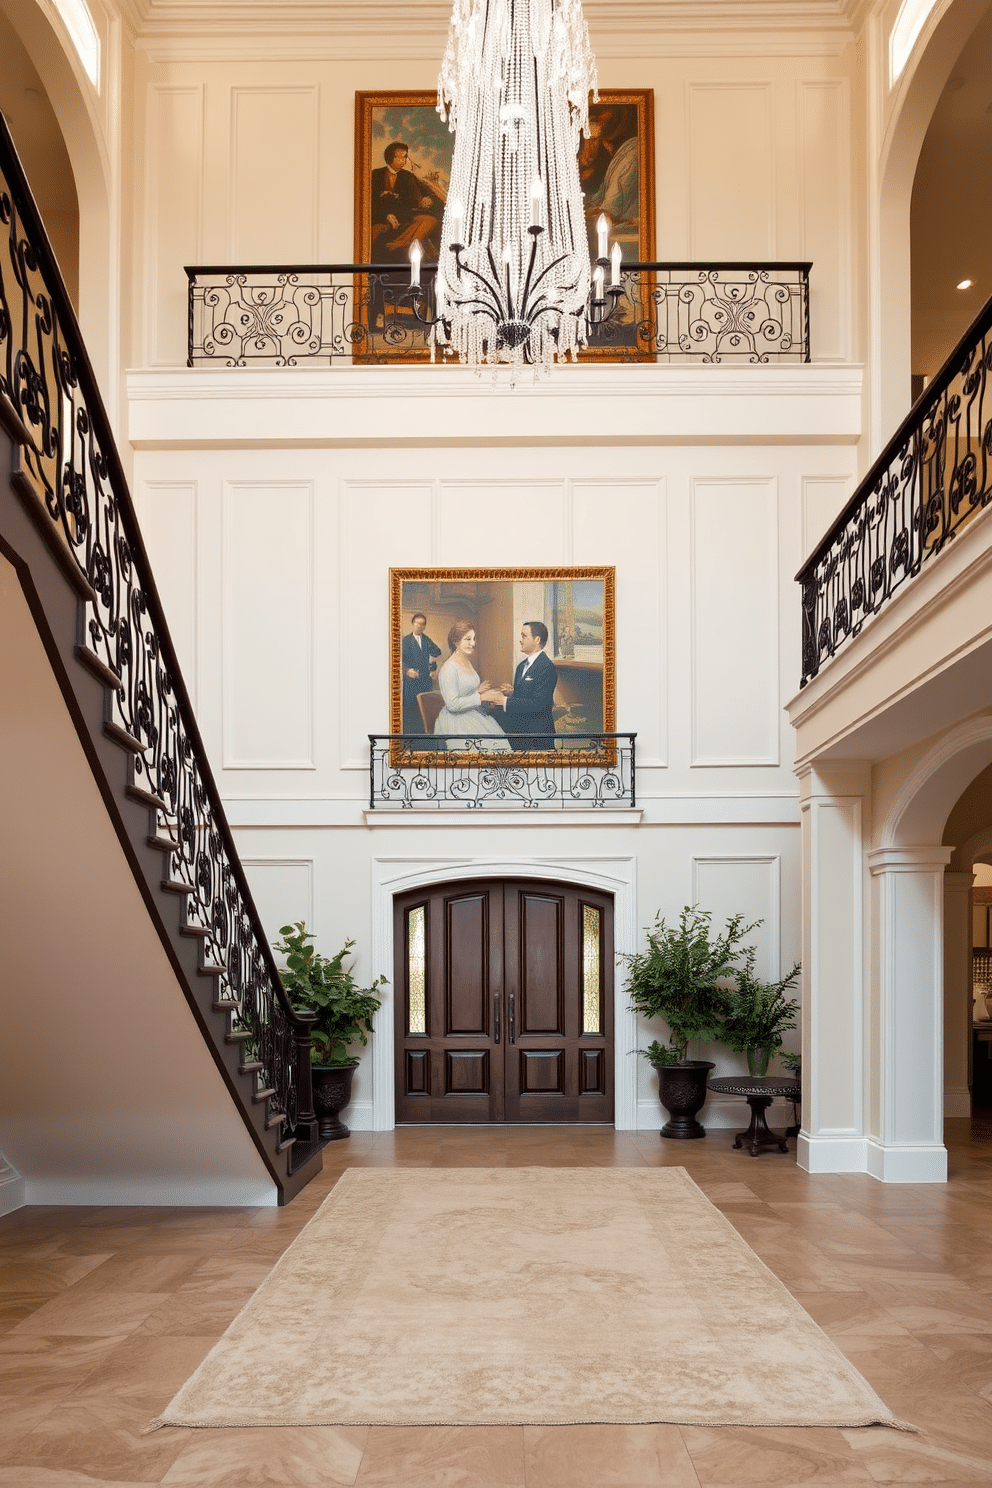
[390,567,616,766]
[355,90,655,361]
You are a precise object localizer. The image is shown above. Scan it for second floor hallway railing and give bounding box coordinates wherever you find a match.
[798,292,992,687]
[186,262,811,367]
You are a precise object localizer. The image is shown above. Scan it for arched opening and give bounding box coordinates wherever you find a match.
[944,764,992,1113]
[873,0,990,447]
[0,0,114,404]
[910,5,992,396]
[0,8,79,306]
[869,717,992,1178]
[370,856,638,1132]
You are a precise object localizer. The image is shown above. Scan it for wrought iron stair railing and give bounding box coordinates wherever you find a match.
[369,733,636,810]
[186,262,810,366]
[0,112,319,1196]
[798,292,992,687]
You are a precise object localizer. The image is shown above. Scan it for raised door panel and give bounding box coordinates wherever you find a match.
[518,892,564,1035]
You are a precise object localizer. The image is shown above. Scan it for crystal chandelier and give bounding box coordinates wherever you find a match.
[410,0,622,375]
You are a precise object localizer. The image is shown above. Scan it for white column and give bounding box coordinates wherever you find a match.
[796,765,870,1175]
[943,872,975,1119]
[866,846,954,1183]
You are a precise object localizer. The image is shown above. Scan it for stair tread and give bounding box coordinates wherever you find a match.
[253,1087,277,1103]
[161,879,195,895]
[239,1061,263,1074]
[104,719,144,753]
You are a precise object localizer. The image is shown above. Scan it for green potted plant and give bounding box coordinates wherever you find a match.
[623,905,756,1139]
[274,922,387,1141]
[722,950,802,1077]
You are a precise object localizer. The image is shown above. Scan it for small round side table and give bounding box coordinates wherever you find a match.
[707,1075,802,1156]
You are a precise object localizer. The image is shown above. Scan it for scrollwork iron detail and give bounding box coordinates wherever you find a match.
[369,734,636,810]
[187,263,810,366]
[797,302,992,687]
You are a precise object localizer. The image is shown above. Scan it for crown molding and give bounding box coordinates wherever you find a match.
[133,0,860,62]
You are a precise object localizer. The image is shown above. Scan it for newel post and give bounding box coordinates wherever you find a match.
[293,1012,320,1144]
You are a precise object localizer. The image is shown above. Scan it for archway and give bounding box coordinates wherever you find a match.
[370,856,638,1132]
[872,0,990,449]
[868,715,992,1178]
[0,0,115,407]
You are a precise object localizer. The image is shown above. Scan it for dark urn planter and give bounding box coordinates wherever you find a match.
[312,1065,356,1140]
[654,1060,715,1139]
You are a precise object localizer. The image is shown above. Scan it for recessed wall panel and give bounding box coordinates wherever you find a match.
[691,478,778,765]
[341,482,434,764]
[692,856,781,981]
[147,87,202,366]
[802,476,852,561]
[139,482,198,699]
[240,858,314,945]
[222,482,313,768]
[437,483,565,566]
[572,480,665,764]
[688,84,773,259]
[800,81,850,362]
[231,88,317,261]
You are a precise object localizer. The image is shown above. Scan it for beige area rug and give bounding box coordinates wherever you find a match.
[152,1167,907,1430]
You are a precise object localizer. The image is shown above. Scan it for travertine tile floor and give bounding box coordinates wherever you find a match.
[1,1118,990,1487]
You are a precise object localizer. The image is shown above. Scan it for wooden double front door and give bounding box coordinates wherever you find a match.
[394,878,614,1123]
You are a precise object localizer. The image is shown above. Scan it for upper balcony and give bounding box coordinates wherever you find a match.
[789,293,992,768]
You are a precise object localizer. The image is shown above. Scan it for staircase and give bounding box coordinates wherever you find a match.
[0,114,321,1206]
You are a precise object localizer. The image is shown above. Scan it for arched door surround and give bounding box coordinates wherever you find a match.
[370,856,637,1131]
[394,877,615,1125]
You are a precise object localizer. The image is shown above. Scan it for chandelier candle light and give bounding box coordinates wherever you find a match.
[409,0,623,375]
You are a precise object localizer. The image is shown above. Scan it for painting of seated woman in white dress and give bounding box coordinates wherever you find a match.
[434,620,512,752]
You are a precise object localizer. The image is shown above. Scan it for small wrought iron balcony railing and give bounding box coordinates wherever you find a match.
[0,113,315,1155]
[797,292,992,687]
[368,733,636,810]
[186,262,810,367]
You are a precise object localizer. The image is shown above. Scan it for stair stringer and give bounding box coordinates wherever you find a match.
[0,396,322,1206]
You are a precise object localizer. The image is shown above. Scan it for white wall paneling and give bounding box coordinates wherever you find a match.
[572,480,667,767]
[240,857,315,946]
[145,85,202,367]
[687,83,775,259]
[799,79,852,361]
[691,854,782,979]
[801,474,853,561]
[691,477,779,765]
[222,480,314,769]
[340,481,435,768]
[230,87,318,262]
[139,481,198,700]
[436,482,567,567]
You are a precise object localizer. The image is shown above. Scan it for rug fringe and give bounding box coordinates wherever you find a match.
[144,1413,918,1433]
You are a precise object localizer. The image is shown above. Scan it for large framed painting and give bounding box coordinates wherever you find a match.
[390,568,615,763]
[355,90,654,357]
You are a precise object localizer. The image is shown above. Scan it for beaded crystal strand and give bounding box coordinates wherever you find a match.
[434,0,598,376]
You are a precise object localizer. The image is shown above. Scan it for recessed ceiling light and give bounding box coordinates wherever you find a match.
[957,279,974,290]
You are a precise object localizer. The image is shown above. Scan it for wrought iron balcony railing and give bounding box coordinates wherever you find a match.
[187,262,810,367]
[798,292,992,687]
[0,113,315,1159]
[369,734,636,810]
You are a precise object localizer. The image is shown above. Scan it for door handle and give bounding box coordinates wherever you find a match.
[508,991,515,1045]
[494,992,501,1045]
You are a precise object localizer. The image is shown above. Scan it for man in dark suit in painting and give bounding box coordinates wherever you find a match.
[401,612,442,736]
[371,142,442,263]
[483,621,558,751]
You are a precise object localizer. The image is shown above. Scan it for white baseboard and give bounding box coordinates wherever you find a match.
[637,1096,754,1132]
[796,1133,869,1174]
[0,1166,25,1217]
[943,1085,972,1119]
[22,1176,279,1207]
[866,1139,948,1184]
[345,1098,375,1132]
